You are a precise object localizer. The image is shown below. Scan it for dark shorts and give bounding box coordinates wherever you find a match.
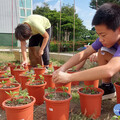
[29,27,51,65]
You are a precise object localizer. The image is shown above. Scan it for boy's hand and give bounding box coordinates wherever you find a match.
[21,60,28,66]
[52,71,71,84]
[39,49,44,56]
[89,53,98,62]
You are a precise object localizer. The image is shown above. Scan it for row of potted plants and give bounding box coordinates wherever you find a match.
[0,62,120,119]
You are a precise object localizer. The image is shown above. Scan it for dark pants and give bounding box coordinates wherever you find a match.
[29,28,51,65]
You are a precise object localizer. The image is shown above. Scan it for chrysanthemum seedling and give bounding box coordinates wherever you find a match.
[0,80,7,87]
[37,64,43,68]
[81,85,98,94]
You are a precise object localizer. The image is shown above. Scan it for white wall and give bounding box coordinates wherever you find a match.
[0,0,19,33]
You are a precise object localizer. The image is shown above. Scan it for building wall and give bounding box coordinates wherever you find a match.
[0,0,33,47]
[0,0,19,33]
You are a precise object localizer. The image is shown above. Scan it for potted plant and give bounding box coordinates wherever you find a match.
[0,70,14,84]
[2,90,36,120]
[9,63,20,75]
[44,87,72,120]
[114,78,120,103]
[0,66,6,77]
[67,67,79,86]
[84,63,99,88]
[13,66,27,83]
[19,70,36,89]
[49,61,53,68]
[53,61,62,71]
[43,68,55,89]
[0,81,20,109]
[34,64,45,79]
[78,86,104,119]
[55,83,71,94]
[26,75,47,105]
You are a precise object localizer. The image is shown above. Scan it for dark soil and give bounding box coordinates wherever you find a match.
[5,97,32,107]
[45,92,70,100]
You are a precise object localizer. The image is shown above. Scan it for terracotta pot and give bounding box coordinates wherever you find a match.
[67,70,79,86]
[78,87,104,119]
[19,74,36,90]
[34,68,45,79]
[0,71,6,77]
[9,64,17,75]
[43,73,55,89]
[13,69,26,83]
[28,64,32,71]
[53,66,61,71]
[84,80,99,88]
[49,62,53,68]
[26,81,47,105]
[55,82,71,94]
[44,91,72,120]
[0,75,14,85]
[2,96,35,120]
[114,82,120,103]
[0,83,20,109]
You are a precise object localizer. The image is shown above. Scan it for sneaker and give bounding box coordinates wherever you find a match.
[99,83,116,100]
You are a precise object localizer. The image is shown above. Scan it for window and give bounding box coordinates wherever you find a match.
[20,18,25,23]
[19,0,25,8]
[27,9,31,16]
[26,0,31,8]
[20,9,25,16]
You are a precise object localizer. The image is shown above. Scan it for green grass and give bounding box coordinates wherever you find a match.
[0,52,15,63]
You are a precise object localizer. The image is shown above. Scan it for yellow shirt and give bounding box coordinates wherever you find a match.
[23,14,51,35]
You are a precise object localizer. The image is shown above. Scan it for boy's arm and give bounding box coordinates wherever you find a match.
[59,45,96,72]
[21,41,28,65]
[38,31,49,56]
[53,56,120,83]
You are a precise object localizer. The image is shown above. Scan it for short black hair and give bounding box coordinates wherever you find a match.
[92,3,120,31]
[15,24,32,41]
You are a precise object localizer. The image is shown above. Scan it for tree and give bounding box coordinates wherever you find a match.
[90,0,120,10]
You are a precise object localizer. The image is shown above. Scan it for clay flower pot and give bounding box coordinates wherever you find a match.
[43,73,55,89]
[13,69,26,83]
[78,87,104,119]
[67,70,79,86]
[0,75,14,85]
[53,65,61,71]
[55,82,71,94]
[2,96,35,120]
[19,74,36,90]
[0,83,20,109]
[49,62,53,68]
[44,91,72,120]
[26,81,47,105]
[0,71,6,77]
[34,67,45,79]
[84,80,99,88]
[114,82,120,103]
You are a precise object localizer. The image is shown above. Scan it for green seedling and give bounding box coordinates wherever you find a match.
[47,68,54,74]
[111,115,120,120]
[37,64,43,68]
[28,76,35,83]
[2,70,11,78]
[82,85,98,94]
[9,77,17,83]
[5,91,19,103]
[59,86,68,97]
[0,80,7,87]
[6,90,30,105]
